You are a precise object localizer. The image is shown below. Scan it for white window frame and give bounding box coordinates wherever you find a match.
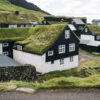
[58,45,65,54]
[3,51,9,56]
[70,56,73,62]
[65,30,70,39]
[60,58,64,65]
[69,43,75,52]
[85,28,88,32]
[17,45,22,51]
[2,43,9,47]
[48,50,54,56]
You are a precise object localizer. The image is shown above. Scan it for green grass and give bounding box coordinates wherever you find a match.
[0,27,32,41]
[45,15,86,19]
[42,75,100,89]
[17,24,67,54]
[87,25,100,35]
[48,21,68,25]
[0,0,47,23]
[0,61,100,91]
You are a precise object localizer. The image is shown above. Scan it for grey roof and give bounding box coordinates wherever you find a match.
[80,39,100,47]
[73,19,85,25]
[0,55,20,67]
[87,41,100,47]
[68,24,76,31]
[80,40,91,44]
[92,19,100,22]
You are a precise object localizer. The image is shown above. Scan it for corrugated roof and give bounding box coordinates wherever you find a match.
[0,55,20,67]
[68,24,76,31]
[73,19,85,25]
[80,40,91,44]
[87,41,100,47]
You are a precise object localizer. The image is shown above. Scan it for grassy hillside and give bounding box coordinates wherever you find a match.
[0,0,47,23]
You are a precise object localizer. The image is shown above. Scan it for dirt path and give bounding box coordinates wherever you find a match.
[79,50,100,66]
[0,91,100,100]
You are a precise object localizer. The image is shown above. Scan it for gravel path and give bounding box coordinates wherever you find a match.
[79,50,100,66]
[0,91,100,100]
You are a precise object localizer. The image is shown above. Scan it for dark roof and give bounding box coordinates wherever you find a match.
[0,55,20,67]
[73,19,85,25]
[92,19,100,22]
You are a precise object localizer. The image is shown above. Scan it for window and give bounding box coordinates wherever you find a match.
[17,45,22,51]
[65,30,70,39]
[97,35,100,40]
[60,59,64,65]
[2,43,8,47]
[58,45,65,54]
[79,26,83,30]
[3,51,9,56]
[70,56,73,62]
[48,50,54,56]
[69,43,75,52]
[51,60,54,64]
[85,28,88,32]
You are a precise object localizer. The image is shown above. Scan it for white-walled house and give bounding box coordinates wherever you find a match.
[13,24,79,74]
[80,25,100,53]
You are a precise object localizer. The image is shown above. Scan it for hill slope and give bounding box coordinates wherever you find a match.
[7,0,49,15]
[0,0,48,23]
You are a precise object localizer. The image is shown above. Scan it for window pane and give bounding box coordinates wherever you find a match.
[58,45,65,54]
[69,43,75,52]
[65,30,70,39]
[48,50,54,56]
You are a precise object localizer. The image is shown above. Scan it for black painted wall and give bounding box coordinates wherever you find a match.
[80,44,100,53]
[45,26,79,62]
[2,42,14,58]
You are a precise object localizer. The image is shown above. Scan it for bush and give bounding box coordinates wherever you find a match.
[0,65,36,81]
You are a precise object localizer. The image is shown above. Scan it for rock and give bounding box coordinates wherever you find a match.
[6,85,17,90]
[16,88,35,94]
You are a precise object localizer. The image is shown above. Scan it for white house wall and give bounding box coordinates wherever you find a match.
[13,50,79,74]
[13,50,42,72]
[0,43,2,54]
[81,35,94,41]
[41,54,79,74]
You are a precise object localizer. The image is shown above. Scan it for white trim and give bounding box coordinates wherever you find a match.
[58,45,65,54]
[48,50,54,56]
[65,30,70,39]
[85,28,88,32]
[2,43,9,47]
[69,43,75,52]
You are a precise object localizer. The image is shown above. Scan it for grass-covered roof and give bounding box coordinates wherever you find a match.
[48,21,68,25]
[87,25,100,35]
[45,15,86,19]
[0,27,31,41]
[17,24,67,55]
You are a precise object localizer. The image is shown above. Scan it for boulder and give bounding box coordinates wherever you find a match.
[16,88,35,94]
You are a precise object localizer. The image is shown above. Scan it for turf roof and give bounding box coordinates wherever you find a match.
[17,24,67,55]
[87,25,100,35]
[0,27,31,41]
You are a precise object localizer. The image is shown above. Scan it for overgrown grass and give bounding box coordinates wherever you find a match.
[0,0,47,23]
[42,75,100,89]
[18,24,67,54]
[0,27,31,41]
